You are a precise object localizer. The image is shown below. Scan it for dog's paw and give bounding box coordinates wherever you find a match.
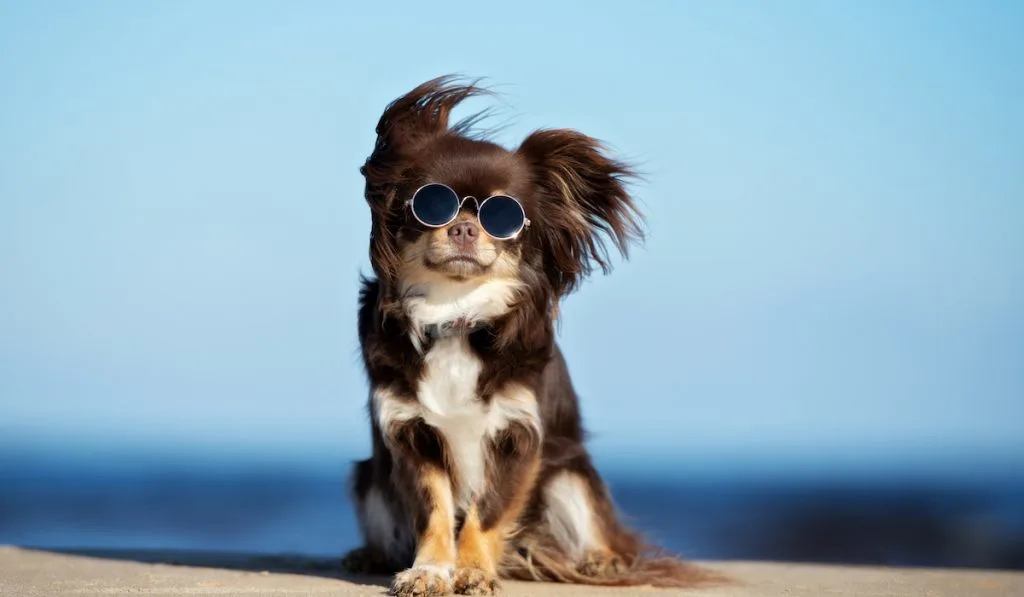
[577,551,625,578]
[390,565,454,597]
[453,567,499,595]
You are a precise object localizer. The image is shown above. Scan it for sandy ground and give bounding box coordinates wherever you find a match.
[1,545,1023,596]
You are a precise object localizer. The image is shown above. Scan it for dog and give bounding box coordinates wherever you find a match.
[343,76,719,596]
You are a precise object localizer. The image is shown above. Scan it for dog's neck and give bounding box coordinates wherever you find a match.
[420,318,489,340]
[397,276,523,350]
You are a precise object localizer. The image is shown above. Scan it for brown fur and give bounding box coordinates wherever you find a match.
[345,76,725,595]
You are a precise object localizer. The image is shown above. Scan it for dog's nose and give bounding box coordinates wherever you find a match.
[448,221,479,247]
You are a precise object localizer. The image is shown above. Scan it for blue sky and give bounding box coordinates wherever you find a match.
[1,1,1021,474]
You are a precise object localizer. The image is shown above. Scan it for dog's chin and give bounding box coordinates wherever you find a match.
[426,255,491,279]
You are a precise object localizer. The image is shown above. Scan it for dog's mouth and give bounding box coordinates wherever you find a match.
[439,255,481,265]
[425,253,491,278]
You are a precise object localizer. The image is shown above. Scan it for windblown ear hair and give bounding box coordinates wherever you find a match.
[359,75,488,286]
[517,129,645,297]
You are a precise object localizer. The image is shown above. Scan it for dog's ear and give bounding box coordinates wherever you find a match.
[360,75,486,286]
[517,129,645,297]
[361,75,486,208]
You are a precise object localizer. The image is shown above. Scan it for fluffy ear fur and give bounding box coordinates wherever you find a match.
[516,129,645,296]
[359,75,489,286]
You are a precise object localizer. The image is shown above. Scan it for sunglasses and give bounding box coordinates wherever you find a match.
[406,183,530,240]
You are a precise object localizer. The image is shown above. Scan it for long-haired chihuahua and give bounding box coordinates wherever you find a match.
[343,76,720,596]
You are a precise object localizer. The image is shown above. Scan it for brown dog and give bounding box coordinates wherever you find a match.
[343,76,718,596]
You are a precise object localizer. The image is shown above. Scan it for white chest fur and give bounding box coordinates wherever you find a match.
[373,276,540,510]
[418,337,491,506]
[374,338,539,510]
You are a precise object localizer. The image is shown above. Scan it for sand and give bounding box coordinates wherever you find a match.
[1,545,1022,596]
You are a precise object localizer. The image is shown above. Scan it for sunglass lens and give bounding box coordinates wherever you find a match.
[411,184,459,226]
[478,195,526,239]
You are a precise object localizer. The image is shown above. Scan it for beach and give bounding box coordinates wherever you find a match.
[3,545,1023,597]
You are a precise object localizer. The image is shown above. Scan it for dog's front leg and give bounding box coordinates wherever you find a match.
[391,464,457,596]
[454,389,542,595]
[386,420,458,597]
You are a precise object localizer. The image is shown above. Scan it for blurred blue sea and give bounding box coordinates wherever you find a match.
[3,446,1022,570]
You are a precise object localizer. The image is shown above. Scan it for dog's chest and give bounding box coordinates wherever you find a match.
[419,337,483,414]
[417,337,492,506]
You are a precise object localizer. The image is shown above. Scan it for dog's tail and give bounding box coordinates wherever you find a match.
[500,531,728,588]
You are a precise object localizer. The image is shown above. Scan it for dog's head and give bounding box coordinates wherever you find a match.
[361,76,644,324]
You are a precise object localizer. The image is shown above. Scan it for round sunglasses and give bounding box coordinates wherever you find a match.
[406,183,530,240]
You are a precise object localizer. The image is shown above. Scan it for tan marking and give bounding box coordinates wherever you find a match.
[412,467,457,570]
[456,448,542,574]
[398,213,522,284]
[456,505,503,573]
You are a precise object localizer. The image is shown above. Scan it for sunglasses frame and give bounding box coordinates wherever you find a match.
[406,183,531,240]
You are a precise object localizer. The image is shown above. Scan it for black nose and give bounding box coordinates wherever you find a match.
[448,221,479,247]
